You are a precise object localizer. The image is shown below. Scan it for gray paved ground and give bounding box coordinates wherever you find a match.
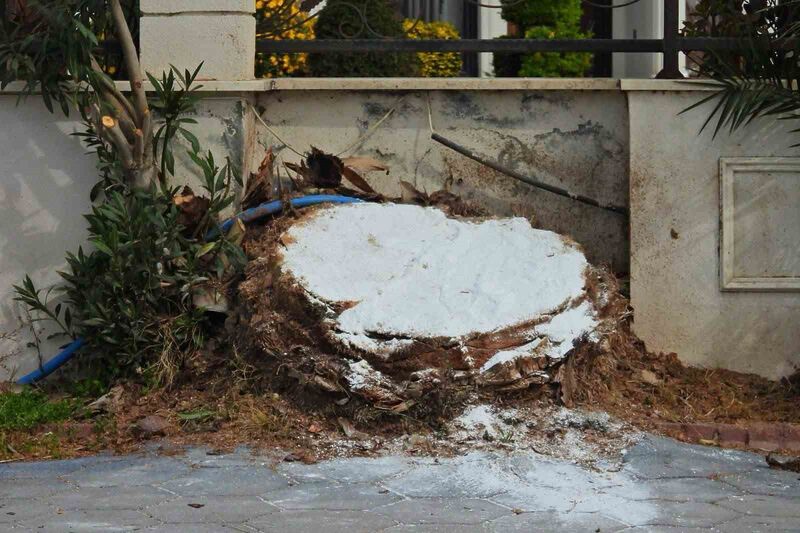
[1,436,799,532]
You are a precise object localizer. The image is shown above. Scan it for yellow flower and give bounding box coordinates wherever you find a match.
[403,19,462,77]
[256,0,314,78]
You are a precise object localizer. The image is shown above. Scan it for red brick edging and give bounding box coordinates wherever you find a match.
[655,421,800,453]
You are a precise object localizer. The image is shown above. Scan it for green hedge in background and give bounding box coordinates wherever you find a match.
[496,0,591,78]
[519,24,592,77]
[500,0,583,30]
[308,0,417,77]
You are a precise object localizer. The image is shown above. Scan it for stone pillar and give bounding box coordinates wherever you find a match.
[140,0,255,81]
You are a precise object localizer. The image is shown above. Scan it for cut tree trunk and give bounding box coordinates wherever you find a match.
[239,202,627,414]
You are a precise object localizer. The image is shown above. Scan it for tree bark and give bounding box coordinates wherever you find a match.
[107,0,156,190]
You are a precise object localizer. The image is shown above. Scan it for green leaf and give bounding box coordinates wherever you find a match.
[195,242,217,258]
[90,239,114,257]
[180,128,201,153]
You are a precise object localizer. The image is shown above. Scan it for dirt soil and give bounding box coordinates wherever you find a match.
[4,322,799,465]
[568,324,800,427]
[3,197,798,464]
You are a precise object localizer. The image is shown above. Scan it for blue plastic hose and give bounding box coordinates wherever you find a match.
[15,194,362,385]
[16,337,87,385]
[209,194,362,239]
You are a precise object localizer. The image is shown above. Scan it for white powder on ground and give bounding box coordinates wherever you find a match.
[346,359,388,391]
[448,403,642,469]
[479,339,545,373]
[479,300,598,373]
[280,203,597,355]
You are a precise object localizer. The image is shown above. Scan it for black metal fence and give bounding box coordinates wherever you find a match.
[254,0,730,79]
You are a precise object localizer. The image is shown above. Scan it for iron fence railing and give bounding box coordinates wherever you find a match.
[254,0,736,79]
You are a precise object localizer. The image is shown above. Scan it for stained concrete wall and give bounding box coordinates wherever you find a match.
[2,79,798,382]
[255,84,630,271]
[628,85,800,379]
[0,92,251,382]
[0,97,97,381]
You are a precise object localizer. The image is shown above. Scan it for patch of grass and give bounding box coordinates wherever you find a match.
[0,389,76,430]
[177,408,216,423]
[1,429,68,461]
[69,378,108,400]
[243,397,292,438]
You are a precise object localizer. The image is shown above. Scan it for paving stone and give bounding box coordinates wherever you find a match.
[144,525,245,532]
[180,446,266,468]
[374,498,511,525]
[3,440,799,531]
[248,510,397,532]
[721,513,800,532]
[657,525,709,533]
[382,525,491,533]
[0,497,55,524]
[506,454,601,487]
[0,477,69,499]
[145,495,278,524]
[488,511,629,532]
[635,501,741,528]
[264,483,402,511]
[18,509,158,532]
[277,462,334,484]
[383,456,514,499]
[44,485,176,511]
[158,465,290,496]
[623,437,765,480]
[63,457,190,487]
[489,485,583,514]
[488,457,657,524]
[718,468,800,498]
[0,456,118,480]
[633,476,742,503]
[716,494,800,517]
[279,456,410,484]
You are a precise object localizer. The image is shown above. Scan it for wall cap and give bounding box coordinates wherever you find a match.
[0,78,722,94]
[140,0,254,14]
[620,79,717,91]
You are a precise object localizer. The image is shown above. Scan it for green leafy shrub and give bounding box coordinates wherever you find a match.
[681,0,776,76]
[403,19,462,77]
[686,1,800,145]
[0,390,75,430]
[518,24,592,78]
[14,155,244,384]
[13,67,245,385]
[308,0,417,77]
[492,35,522,78]
[498,0,591,78]
[501,0,583,29]
[5,2,247,387]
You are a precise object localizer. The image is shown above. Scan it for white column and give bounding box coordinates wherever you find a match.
[612,0,687,78]
[478,6,507,77]
[140,0,255,81]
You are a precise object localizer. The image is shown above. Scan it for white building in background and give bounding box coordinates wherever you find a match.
[478,4,506,77]
[611,0,690,78]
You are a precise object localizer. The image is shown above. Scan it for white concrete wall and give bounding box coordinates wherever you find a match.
[0,97,96,381]
[2,79,798,382]
[253,81,630,272]
[0,90,252,382]
[627,86,800,379]
[139,0,255,81]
